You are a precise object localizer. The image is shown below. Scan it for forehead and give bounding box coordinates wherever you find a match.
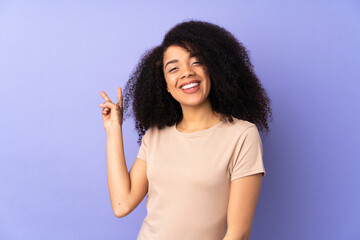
[163,45,193,60]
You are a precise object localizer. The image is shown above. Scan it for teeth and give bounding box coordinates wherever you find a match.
[181,82,200,90]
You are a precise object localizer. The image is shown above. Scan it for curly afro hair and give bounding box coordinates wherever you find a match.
[122,20,273,145]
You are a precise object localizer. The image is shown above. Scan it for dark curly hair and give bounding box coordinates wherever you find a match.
[122,19,273,145]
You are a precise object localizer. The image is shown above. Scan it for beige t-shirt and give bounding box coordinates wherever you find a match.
[136,117,266,240]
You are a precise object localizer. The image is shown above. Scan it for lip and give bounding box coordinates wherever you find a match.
[179,80,201,89]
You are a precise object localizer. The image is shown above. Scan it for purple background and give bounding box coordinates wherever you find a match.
[1,1,359,239]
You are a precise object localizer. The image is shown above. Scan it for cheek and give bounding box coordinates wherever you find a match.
[205,77,211,90]
[164,75,171,85]
[166,76,177,87]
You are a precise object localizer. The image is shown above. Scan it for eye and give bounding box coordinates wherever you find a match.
[169,67,177,72]
[192,61,202,65]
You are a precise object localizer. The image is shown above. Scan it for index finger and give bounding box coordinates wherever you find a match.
[100,91,112,102]
[117,87,122,104]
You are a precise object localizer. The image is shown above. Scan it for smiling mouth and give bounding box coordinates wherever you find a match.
[180,81,201,90]
[180,82,201,94]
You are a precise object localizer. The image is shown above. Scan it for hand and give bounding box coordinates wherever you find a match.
[99,87,123,131]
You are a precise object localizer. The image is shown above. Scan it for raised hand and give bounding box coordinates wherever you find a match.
[99,87,124,131]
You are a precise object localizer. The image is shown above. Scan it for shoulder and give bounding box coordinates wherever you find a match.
[223,117,258,134]
[144,124,172,139]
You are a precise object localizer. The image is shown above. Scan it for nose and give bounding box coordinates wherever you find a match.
[180,65,195,78]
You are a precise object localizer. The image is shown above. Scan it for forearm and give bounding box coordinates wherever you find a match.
[222,233,249,240]
[106,125,131,217]
[222,236,248,240]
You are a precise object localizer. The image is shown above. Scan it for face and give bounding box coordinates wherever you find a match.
[163,45,211,108]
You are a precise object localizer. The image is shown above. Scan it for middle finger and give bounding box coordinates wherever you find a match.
[117,87,122,108]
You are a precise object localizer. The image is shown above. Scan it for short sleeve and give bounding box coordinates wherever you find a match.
[136,129,150,161]
[230,125,266,181]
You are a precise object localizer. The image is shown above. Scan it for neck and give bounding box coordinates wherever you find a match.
[177,98,222,131]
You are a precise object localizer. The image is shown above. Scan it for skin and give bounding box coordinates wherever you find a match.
[223,173,263,240]
[163,45,223,132]
[99,46,264,239]
[99,88,149,218]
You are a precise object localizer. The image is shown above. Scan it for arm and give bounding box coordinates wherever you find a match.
[106,126,149,218]
[100,88,148,218]
[106,125,131,217]
[223,173,264,240]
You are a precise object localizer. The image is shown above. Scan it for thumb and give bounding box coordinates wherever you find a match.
[101,101,117,110]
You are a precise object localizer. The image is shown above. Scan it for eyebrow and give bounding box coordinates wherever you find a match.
[164,52,201,70]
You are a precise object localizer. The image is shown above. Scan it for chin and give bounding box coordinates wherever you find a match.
[180,99,207,107]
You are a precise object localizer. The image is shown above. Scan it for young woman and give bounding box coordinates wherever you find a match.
[99,20,272,240]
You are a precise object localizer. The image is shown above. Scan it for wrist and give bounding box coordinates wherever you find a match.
[105,124,122,136]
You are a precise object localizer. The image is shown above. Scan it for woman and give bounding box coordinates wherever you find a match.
[99,20,272,240]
